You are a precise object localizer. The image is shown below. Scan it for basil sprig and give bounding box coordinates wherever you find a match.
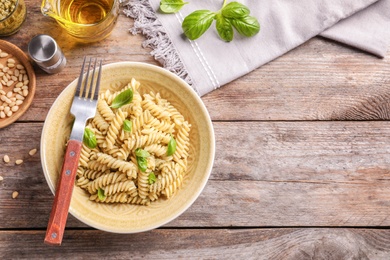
[161,0,260,42]
[148,173,156,184]
[167,135,177,156]
[98,188,106,200]
[135,148,150,172]
[123,119,132,133]
[83,128,97,149]
[111,89,133,109]
[160,0,188,13]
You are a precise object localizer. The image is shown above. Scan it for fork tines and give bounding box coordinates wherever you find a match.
[75,57,103,100]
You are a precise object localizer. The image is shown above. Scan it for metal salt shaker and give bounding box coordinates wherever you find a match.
[28,34,66,74]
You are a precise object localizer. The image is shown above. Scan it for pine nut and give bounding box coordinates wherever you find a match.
[6,80,14,87]
[11,105,18,112]
[12,191,19,199]
[15,159,23,165]
[3,154,10,163]
[29,149,37,156]
[0,111,5,118]
[16,64,24,70]
[6,110,12,117]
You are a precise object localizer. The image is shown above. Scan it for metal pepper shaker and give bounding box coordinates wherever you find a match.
[28,34,66,74]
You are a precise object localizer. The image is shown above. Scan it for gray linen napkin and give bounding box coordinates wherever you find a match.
[124,0,389,96]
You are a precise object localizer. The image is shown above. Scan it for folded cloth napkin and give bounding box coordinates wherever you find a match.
[124,0,390,96]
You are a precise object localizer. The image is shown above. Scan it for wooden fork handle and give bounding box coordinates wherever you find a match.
[44,140,82,246]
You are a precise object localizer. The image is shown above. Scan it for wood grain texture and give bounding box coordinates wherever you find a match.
[1,228,390,259]
[1,1,389,122]
[1,122,390,228]
[1,0,390,256]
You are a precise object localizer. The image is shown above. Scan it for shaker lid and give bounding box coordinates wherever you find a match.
[28,34,61,67]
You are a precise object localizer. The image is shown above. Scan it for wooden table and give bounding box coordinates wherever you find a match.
[1,1,390,258]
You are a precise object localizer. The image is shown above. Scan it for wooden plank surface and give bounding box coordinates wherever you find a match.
[1,0,390,258]
[3,5,389,122]
[1,122,390,228]
[1,228,390,259]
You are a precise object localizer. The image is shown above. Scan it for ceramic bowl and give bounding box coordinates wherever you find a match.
[41,62,215,233]
[0,40,36,129]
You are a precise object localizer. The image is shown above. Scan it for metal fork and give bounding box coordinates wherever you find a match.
[44,57,102,246]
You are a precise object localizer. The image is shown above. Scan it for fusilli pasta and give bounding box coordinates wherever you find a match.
[75,78,191,205]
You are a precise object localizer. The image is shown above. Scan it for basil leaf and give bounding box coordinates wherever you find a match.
[135,148,150,158]
[111,89,133,109]
[231,15,260,37]
[123,119,132,133]
[216,13,233,42]
[182,10,216,40]
[83,128,97,149]
[221,2,250,19]
[98,188,106,200]
[137,156,148,172]
[167,136,177,156]
[148,173,156,184]
[160,0,188,14]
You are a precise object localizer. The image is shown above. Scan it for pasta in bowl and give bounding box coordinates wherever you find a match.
[41,62,215,233]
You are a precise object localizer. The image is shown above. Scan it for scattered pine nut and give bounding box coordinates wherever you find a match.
[15,159,23,165]
[3,154,10,163]
[29,148,37,156]
[0,176,3,181]
[12,191,19,199]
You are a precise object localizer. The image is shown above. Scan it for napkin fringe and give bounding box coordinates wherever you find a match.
[123,1,195,92]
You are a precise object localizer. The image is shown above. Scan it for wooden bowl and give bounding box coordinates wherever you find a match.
[0,40,36,128]
[41,62,215,233]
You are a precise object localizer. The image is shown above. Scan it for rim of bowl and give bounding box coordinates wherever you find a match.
[41,61,215,233]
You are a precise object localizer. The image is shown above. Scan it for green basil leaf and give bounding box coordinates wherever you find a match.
[221,2,250,19]
[148,172,156,184]
[83,128,97,149]
[231,15,260,37]
[135,148,150,158]
[216,13,233,42]
[137,156,148,172]
[160,0,188,14]
[111,89,133,109]
[182,10,216,40]
[123,119,132,133]
[167,135,177,156]
[98,188,106,200]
